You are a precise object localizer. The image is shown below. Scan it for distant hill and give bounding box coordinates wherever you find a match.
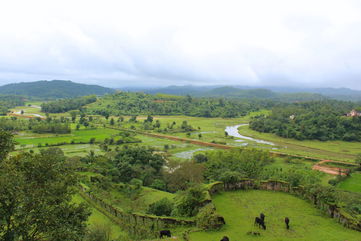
[0,80,115,99]
[144,85,327,102]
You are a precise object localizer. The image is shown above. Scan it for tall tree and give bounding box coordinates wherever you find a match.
[0,148,90,241]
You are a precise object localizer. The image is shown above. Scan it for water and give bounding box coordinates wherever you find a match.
[173,147,212,159]
[225,124,275,146]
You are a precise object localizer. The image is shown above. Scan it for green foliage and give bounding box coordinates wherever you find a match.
[147,198,174,216]
[87,92,271,118]
[250,100,361,141]
[0,130,14,161]
[173,185,206,217]
[0,95,25,115]
[84,225,111,241]
[41,95,97,113]
[111,146,165,186]
[204,148,272,181]
[196,204,224,230]
[0,80,113,99]
[0,148,91,240]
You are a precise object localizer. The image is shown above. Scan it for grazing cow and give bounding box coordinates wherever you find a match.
[220,236,229,241]
[260,213,265,222]
[159,230,171,239]
[247,231,261,236]
[285,217,290,229]
[254,217,266,230]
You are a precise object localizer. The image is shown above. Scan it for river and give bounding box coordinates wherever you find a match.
[225,124,275,146]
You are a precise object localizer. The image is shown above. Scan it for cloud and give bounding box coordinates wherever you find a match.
[0,0,361,89]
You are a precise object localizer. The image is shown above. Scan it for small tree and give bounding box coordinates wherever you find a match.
[147,198,173,216]
[224,131,228,138]
[198,133,202,139]
[110,118,115,125]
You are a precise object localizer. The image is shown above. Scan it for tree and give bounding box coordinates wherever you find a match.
[110,118,115,125]
[147,198,173,216]
[224,131,228,138]
[173,185,206,217]
[69,110,78,122]
[0,148,90,240]
[0,130,14,161]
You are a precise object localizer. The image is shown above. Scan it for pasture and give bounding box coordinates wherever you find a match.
[190,190,361,241]
[237,124,359,162]
[337,172,361,193]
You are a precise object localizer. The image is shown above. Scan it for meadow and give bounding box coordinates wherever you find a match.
[190,190,361,241]
[337,172,361,193]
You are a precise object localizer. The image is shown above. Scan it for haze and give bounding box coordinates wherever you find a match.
[1,0,361,89]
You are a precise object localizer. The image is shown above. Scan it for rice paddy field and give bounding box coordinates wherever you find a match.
[190,190,361,241]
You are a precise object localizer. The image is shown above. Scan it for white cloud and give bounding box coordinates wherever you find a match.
[0,0,361,89]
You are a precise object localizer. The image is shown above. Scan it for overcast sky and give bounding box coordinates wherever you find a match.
[1,0,361,89]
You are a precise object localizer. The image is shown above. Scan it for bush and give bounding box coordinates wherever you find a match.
[147,198,174,216]
[172,185,206,217]
[196,204,225,230]
[84,225,111,241]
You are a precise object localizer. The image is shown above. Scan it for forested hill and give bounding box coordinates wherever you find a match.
[0,80,114,99]
[250,100,361,141]
[145,86,327,102]
[86,92,274,117]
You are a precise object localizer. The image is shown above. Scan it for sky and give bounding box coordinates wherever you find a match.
[1,0,361,89]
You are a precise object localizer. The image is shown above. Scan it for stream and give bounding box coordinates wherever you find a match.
[225,124,275,146]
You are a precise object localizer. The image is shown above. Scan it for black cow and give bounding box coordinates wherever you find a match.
[220,236,229,241]
[260,213,265,222]
[254,217,266,230]
[159,230,171,239]
[285,217,290,229]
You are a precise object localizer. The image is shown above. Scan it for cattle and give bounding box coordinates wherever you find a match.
[285,217,290,229]
[260,213,265,222]
[220,236,229,241]
[247,231,261,236]
[159,230,171,239]
[254,217,266,230]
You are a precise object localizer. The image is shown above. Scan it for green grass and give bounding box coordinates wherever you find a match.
[237,125,359,162]
[72,194,126,240]
[93,185,175,214]
[15,128,120,146]
[190,190,360,241]
[337,172,361,193]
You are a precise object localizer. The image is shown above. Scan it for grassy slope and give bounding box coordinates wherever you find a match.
[337,172,361,193]
[73,194,126,240]
[190,190,360,241]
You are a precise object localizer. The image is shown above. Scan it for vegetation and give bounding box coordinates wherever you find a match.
[190,190,361,241]
[0,144,90,240]
[250,100,361,141]
[0,80,114,99]
[0,95,24,115]
[87,92,274,117]
[41,95,97,113]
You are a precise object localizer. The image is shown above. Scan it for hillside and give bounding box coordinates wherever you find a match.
[145,85,327,102]
[0,80,114,99]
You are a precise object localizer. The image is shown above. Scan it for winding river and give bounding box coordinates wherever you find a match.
[225,124,275,146]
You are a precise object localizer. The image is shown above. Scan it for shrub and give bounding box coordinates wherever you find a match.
[196,204,225,230]
[147,198,174,216]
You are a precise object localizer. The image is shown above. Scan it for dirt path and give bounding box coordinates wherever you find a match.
[312,160,356,176]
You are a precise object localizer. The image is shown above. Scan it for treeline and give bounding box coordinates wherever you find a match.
[41,95,97,113]
[0,117,70,134]
[0,95,25,115]
[87,92,275,118]
[250,100,361,141]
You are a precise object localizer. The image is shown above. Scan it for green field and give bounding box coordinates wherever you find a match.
[337,172,361,193]
[190,190,360,241]
[237,125,359,162]
[73,194,126,240]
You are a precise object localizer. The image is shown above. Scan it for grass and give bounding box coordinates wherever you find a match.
[72,194,126,240]
[337,172,361,193]
[237,124,359,162]
[15,128,120,146]
[190,190,361,241]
